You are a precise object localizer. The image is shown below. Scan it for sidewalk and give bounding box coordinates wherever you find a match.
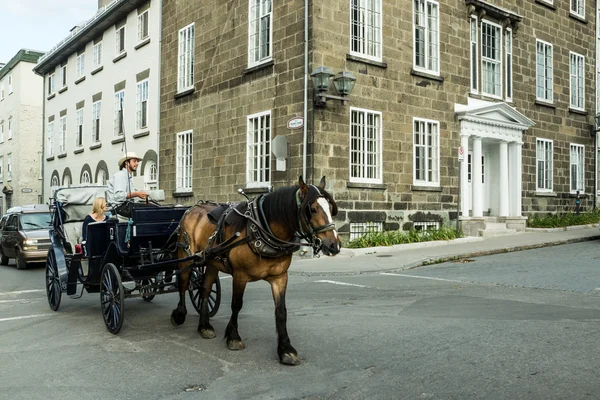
[292,224,600,275]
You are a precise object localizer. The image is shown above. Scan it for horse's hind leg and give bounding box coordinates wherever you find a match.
[198,265,218,339]
[170,260,190,326]
[269,272,300,365]
[224,273,248,350]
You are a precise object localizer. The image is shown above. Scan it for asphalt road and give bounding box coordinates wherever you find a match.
[0,242,599,400]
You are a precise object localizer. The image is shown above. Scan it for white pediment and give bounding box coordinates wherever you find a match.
[455,100,535,129]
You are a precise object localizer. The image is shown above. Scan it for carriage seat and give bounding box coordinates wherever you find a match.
[61,222,82,254]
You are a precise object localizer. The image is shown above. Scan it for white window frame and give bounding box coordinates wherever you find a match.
[144,162,158,190]
[349,221,383,241]
[570,143,585,193]
[61,65,67,87]
[177,23,195,93]
[8,74,12,94]
[48,73,56,95]
[505,28,513,102]
[349,0,382,63]
[77,53,85,78]
[413,0,439,75]
[481,20,503,99]
[571,0,585,18]
[0,80,4,99]
[51,175,60,187]
[349,107,382,184]
[470,16,478,93]
[97,169,107,185]
[8,117,12,140]
[93,42,103,69]
[246,110,272,188]
[114,91,125,137]
[59,116,67,154]
[569,52,585,111]
[413,117,440,187]
[47,122,54,157]
[76,108,84,148]
[81,170,91,184]
[248,0,273,67]
[0,122,3,142]
[176,130,193,192]
[136,79,149,130]
[138,10,149,42]
[92,101,101,143]
[536,138,553,192]
[6,154,11,181]
[116,26,126,54]
[536,40,553,103]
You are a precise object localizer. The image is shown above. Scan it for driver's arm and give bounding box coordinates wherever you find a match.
[111,172,129,203]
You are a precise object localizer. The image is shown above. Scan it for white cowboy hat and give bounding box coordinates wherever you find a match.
[118,152,143,168]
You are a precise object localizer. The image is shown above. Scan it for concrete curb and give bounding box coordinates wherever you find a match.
[525,223,599,232]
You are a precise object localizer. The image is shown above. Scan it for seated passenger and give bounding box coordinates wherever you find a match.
[82,197,109,243]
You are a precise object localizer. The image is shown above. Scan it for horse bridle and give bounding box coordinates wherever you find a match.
[295,186,336,254]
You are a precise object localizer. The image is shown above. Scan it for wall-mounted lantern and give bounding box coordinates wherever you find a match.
[310,66,356,107]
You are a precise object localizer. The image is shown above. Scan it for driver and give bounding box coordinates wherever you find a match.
[107,152,149,219]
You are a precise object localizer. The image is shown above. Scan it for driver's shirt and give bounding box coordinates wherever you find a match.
[107,169,135,206]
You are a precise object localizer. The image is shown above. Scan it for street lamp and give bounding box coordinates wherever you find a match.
[310,67,356,107]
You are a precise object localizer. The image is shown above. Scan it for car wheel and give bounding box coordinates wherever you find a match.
[0,251,8,266]
[15,248,27,270]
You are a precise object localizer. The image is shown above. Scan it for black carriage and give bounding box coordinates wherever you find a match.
[45,185,221,334]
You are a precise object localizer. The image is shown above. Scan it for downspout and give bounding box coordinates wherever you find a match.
[40,76,46,204]
[302,0,309,181]
[156,0,163,191]
[595,0,598,209]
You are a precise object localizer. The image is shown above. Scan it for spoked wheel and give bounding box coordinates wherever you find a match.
[45,250,62,311]
[188,265,221,318]
[100,263,125,334]
[140,278,156,302]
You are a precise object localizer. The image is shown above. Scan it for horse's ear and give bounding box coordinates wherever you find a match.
[318,176,326,190]
[298,175,308,195]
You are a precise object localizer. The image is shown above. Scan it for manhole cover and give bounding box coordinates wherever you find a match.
[376,254,393,258]
[454,259,475,263]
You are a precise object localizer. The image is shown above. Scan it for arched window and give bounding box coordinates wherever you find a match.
[144,162,157,190]
[97,169,107,185]
[64,175,72,187]
[51,176,59,187]
[81,170,91,184]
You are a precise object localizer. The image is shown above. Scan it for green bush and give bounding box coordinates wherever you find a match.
[345,226,462,249]
[526,209,600,228]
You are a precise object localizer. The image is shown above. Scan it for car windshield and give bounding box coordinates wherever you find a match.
[19,213,52,230]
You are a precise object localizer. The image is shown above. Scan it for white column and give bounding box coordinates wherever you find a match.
[508,142,523,217]
[498,141,509,217]
[472,136,483,217]
[460,133,470,218]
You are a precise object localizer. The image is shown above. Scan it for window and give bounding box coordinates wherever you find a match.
[413,118,439,186]
[114,91,124,136]
[8,74,12,94]
[6,154,11,180]
[246,111,271,187]
[8,117,12,140]
[536,138,553,192]
[61,65,67,87]
[505,28,513,101]
[413,221,440,231]
[350,107,382,183]
[97,169,107,185]
[116,26,126,54]
[145,162,157,190]
[47,122,54,157]
[571,0,585,18]
[76,108,83,147]
[48,73,56,95]
[570,52,585,110]
[0,122,3,142]
[413,0,439,74]
[51,175,59,187]
[177,23,195,92]
[0,80,4,99]
[248,0,273,66]
[570,144,584,193]
[77,53,85,78]
[536,40,553,103]
[138,10,149,41]
[136,80,149,130]
[481,21,502,98]
[59,116,67,153]
[0,156,3,181]
[467,154,485,183]
[176,130,193,191]
[92,101,101,142]
[93,42,102,68]
[349,222,383,241]
[81,170,91,184]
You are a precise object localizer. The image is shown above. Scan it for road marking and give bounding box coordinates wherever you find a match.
[0,298,40,304]
[381,272,466,283]
[315,280,369,288]
[0,289,45,296]
[0,314,53,323]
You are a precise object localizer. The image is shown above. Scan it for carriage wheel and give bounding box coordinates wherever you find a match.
[100,263,125,334]
[140,278,156,302]
[45,250,62,311]
[188,266,221,318]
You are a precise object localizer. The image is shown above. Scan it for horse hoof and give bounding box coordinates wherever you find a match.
[200,329,216,339]
[170,311,185,326]
[227,340,246,351]
[280,352,301,366]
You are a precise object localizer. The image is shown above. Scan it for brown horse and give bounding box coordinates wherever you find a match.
[171,176,341,365]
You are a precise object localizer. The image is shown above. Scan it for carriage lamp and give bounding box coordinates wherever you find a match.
[310,67,356,107]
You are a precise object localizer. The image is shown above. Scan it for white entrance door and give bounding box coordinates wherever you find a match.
[467,152,486,215]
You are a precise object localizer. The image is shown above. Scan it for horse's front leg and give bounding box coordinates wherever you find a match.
[198,265,218,339]
[224,272,248,350]
[170,260,190,326]
[269,272,300,365]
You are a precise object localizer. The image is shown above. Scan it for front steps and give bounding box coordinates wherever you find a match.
[478,220,517,237]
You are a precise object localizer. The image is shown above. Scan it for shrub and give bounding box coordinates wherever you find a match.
[345,226,462,249]
[526,209,600,228]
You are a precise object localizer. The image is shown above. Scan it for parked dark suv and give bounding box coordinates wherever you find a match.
[0,204,52,269]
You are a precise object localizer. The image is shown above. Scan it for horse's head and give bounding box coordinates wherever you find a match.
[298,176,341,256]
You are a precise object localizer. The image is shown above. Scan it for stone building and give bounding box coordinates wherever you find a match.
[33,0,161,202]
[159,0,599,240]
[0,50,45,213]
